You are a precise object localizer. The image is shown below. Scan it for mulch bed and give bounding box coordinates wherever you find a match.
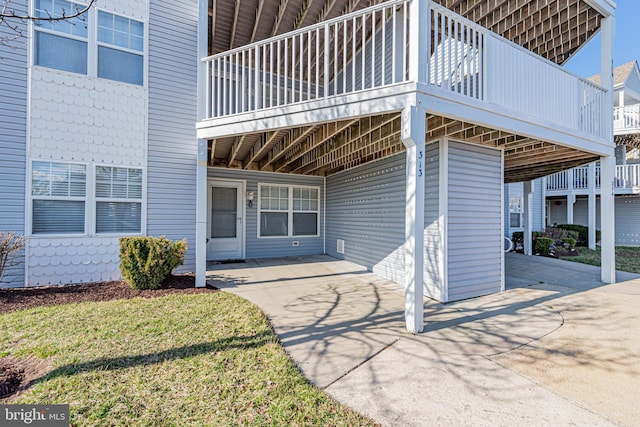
[0,274,217,315]
[0,274,217,399]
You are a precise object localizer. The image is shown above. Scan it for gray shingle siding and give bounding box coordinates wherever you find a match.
[0,0,28,287]
[208,168,324,258]
[147,0,198,271]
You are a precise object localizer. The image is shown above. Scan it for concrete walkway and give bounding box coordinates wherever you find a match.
[208,254,640,426]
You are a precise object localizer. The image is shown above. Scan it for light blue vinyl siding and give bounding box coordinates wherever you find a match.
[147,0,198,271]
[447,141,502,301]
[0,0,28,287]
[424,142,441,300]
[208,168,324,258]
[326,154,406,284]
[532,179,544,231]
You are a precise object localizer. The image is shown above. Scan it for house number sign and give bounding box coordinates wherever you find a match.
[418,150,423,177]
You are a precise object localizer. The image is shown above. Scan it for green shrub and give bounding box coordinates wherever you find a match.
[566,230,579,241]
[119,236,188,290]
[532,231,546,239]
[562,237,577,249]
[556,224,600,245]
[535,237,555,256]
[512,231,523,243]
[545,227,568,240]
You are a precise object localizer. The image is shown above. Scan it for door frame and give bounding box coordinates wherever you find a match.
[207,179,246,260]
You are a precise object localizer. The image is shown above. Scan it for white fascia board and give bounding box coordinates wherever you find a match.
[196,83,418,139]
[415,85,616,157]
[584,0,616,17]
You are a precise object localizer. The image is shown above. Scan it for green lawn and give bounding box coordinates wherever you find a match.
[0,293,375,426]
[560,246,640,274]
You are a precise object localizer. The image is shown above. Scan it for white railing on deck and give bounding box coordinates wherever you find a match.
[427,2,484,100]
[615,164,640,188]
[203,0,410,118]
[546,164,640,191]
[614,104,640,133]
[202,0,608,142]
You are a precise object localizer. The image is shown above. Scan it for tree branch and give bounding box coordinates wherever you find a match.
[1,0,98,22]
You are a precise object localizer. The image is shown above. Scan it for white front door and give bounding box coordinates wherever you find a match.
[207,180,244,260]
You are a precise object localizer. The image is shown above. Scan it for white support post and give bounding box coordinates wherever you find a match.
[601,155,616,283]
[195,139,208,288]
[600,13,616,284]
[401,105,426,334]
[195,0,209,288]
[523,181,533,256]
[588,162,597,249]
[567,194,575,225]
[408,0,428,83]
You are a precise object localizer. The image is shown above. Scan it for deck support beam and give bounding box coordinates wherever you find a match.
[523,181,533,256]
[588,162,597,250]
[402,105,426,335]
[600,13,616,284]
[195,139,208,288]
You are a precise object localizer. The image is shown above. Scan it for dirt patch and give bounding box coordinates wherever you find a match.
[0,357,51,401]
[0,274,217,315]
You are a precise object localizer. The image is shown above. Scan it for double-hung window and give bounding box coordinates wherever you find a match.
[34,0,88,74]
[31,161,87,234]
[97,11,144,85]
[33,3,144,85]
[509,197,522,228]
[259,185,319,237]
[95,166,143,233]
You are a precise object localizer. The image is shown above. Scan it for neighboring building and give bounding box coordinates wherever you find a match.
[0,0,617,333]
[508,62,640,246]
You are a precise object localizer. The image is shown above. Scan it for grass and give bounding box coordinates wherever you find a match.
[0,292,375,426]
[560,246,640,274]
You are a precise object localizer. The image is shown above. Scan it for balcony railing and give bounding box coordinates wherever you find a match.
[201,0,607,140]
[546,164,640,191]
[614,104,640,133]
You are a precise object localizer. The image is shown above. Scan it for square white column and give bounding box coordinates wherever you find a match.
[401,105,426,334]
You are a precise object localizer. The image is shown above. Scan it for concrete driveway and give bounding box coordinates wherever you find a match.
[208,254,640,426]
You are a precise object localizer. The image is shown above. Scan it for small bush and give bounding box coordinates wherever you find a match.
[535,237,555,256]
[119,236,188,290]
[562,237,577,249]
[555,224,600,245]
[0,232,26,284]
[545,227,568,240]
[532,231,546,240]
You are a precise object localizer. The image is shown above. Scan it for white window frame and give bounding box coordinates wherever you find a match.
[257,184,321,239]
[96,9,145,85]
[30,1,147,86]
[32,0,90,75]
[509,196,523,229]
[29,160,89,236]
[94,164,144,235]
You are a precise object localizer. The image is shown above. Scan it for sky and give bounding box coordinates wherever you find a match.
[564,0,640,78]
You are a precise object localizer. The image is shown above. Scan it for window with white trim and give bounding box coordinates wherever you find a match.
[259,185,319,237]
[34,0,89,74]
[31,161,86,234]
[509,196,522,228]
[33,3,145,85]
[97,11,144,85]
[95,166,142,233]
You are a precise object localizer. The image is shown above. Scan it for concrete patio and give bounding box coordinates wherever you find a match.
[207,253,640,426]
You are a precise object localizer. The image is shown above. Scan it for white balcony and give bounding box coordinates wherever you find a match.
[614,104,640,135]
[546,164,640,195]
[197,0,608,154]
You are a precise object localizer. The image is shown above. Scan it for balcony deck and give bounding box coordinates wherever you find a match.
[197,0,613,182]
[614,104,640,136]
[546,164,640,196]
